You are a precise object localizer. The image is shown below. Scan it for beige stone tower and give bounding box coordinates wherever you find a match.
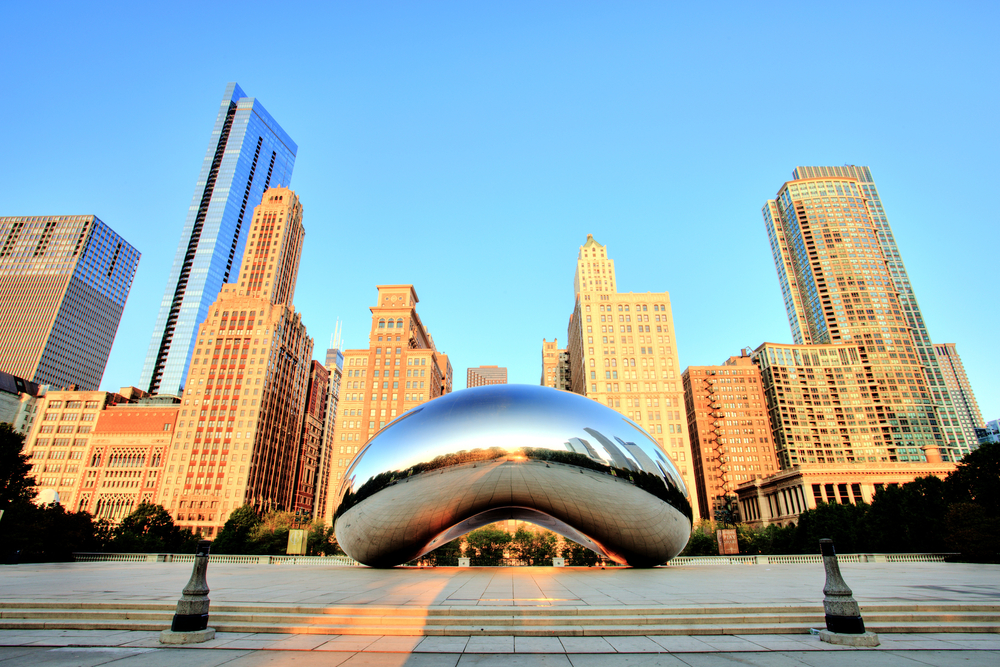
[157,187,314,537]
[566,235,700,519]
[324,285,453,521]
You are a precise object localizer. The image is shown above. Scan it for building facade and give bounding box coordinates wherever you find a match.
[751,341,946,467]
[21,387,157,516]
[933,343,983,450]
[0,215,139,390]
[763,166,970,460]
[155,187,313,537]
[565,235,699,518]
[736,461,956,527]
[294,361,329,514]
[324,284,453,520]
[141,83,297,397]
[977,419,999,446]
[0,370,43,435]
[541,339,571,391]
[314,345,343,522]
[682,353,778,520]
[467,365,507,387]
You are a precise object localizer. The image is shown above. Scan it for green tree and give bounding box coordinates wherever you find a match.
[714,495,740,528]
[562,539,599,566]
[944,502,1000,563]
[946,442,1000,517]
[307,520,342,556]
[863,476,947,553]
[679,521,718,556]
[791,501,868,553]
[109,502,198,553]
[211,504,261,554]
[464,524,512,565]
[0,423,35,510]
[509,526,558,565]
[424,537,462,566]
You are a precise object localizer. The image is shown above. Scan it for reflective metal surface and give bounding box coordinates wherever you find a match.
[334,385,692,568]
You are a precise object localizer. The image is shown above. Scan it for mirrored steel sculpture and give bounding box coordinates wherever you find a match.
[334,385,692,567]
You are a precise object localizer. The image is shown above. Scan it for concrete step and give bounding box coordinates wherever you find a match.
[0,601,997,637]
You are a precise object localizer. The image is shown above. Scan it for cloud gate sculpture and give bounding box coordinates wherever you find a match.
[334,385,692,568]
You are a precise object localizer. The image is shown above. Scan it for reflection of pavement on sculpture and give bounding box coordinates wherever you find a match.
[334,385,692,568]
[336,458,691,568]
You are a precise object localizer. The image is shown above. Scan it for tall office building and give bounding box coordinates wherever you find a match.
[325,285,453,520]
[467,365,507,387]
[933,343,983,449]
[763,166,970,460]
[141,83,296,397]
[541,339,570,391]
[294,361,329,514]
[565,235,699,518]
[682,353,778,520]
[157,188,313,536]
[0,216,139,390]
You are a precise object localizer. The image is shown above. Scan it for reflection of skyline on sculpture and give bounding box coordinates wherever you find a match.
[335,385,692,568]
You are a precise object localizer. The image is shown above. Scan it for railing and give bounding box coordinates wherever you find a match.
[71,552,951,566]
[72,553,362,566]
[666,553,951,566]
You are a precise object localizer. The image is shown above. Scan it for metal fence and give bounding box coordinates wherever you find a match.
[72,552,950,566]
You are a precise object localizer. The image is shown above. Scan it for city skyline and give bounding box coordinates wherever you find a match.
[1,4,996,419]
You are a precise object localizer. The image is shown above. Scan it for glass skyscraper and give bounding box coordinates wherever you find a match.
[140,83,296,396]
[0,215,139,390]
[763,165,971,461]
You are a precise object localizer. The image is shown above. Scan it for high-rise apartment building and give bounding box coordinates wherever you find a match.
[751,341,943,466]
[324,285,452,520]
[467,365,507,387]
[682,353,779,520]
[142,83,296,397]
[541,339,571,391]
[0,216,139,390]
[156,187,313,536]
[933,344,983,450]
[763,166,970,460]
[565,235,699,518]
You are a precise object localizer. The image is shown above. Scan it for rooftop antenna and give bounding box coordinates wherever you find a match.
[332,319,343,350]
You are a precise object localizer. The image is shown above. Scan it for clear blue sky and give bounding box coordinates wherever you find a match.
[2,2,998,420]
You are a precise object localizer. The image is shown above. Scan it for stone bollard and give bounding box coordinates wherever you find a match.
[159,540,215,644]
[818,538,879,646]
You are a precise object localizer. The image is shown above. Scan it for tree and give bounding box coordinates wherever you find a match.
[109,502,198,553]
[679,522,718,556]
[424,538,462,566]
[509,526,558,565]
[714,495,740,528]
[307,520,342,556]
[464,525,512,565]
[791,501,868,554]
[946,442,1000,517]
[211,504,261,554]
[562,539,599,566]
[864,476,947,553]
[0,422,35,510]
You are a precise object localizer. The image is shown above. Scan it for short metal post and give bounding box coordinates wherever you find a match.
[818,538,879,646]
[160,540,215,644]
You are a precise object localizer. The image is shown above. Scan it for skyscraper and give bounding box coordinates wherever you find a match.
[467,365,507,387]
[0,215,139,390]
[157,187,313,536]
[565,235,699,518]
[763,166,970,460]
[141,83,296,397]
[324,285,453,520]
[933,343,984,449]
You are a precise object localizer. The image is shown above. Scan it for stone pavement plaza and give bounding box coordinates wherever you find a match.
[0,561,998,665]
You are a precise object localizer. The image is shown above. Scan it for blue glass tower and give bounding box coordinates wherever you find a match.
[141,83,296,396]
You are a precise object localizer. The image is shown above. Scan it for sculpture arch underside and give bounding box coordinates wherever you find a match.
[334,384,692,568]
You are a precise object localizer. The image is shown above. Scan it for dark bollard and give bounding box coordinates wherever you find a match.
[818,538,879,646]
[160,540,215,644]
